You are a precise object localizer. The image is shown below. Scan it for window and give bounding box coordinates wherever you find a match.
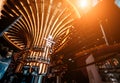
[115,0,120,8]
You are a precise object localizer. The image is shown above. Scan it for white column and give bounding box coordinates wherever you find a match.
[38,75,43,83]
[86,54,102,83]
[56,76,60,83]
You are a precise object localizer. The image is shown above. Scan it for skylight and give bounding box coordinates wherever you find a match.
[115,0,120,8]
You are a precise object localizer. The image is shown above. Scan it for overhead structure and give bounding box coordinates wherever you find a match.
[0,0,80,76]
[1,0,120,83]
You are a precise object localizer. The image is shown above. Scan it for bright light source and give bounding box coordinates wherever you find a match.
[77,0,89,9]
[0,0,6,16]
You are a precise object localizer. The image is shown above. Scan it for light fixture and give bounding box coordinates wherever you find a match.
[77,0,89,9]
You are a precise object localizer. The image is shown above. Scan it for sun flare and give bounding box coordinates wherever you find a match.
[77,0,89,9]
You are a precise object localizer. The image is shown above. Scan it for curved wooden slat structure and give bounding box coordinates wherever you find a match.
[1,0,79,74]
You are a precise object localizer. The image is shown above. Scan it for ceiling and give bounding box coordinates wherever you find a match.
[51,0,120,70]
[0,0,120,70]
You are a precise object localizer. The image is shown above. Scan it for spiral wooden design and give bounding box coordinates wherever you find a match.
[1,0,79,74]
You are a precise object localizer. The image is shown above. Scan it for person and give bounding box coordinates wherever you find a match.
[6,50,13,58]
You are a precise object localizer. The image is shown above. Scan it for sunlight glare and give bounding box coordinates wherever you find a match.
[78,0,89,9]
